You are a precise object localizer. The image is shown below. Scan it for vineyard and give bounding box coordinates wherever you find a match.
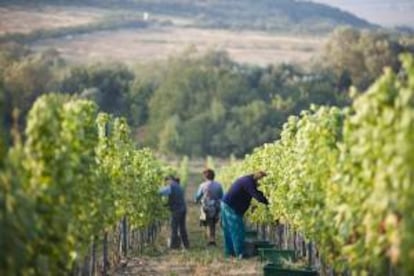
[218,55,414,275]
[0,94,167,274]
[1,50,414,275]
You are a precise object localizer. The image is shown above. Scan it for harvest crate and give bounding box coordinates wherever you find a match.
[245,229,258,239]
[259,248,295,264]
[263,263,318,276]
[244,240,274,257]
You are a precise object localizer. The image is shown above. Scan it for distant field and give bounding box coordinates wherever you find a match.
[0,5,326,66]
[31,27,325,66]
[0,5,109,35]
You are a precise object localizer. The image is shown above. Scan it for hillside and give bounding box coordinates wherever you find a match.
[86,0,376,33]
[0,0,375,34]
[311,0,414,28]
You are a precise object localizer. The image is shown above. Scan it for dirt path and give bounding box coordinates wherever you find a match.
[115,174,261,276]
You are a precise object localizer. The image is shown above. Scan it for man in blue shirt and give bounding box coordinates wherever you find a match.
[195,169,224,246]
[221,171,269,258]
[159,176,190,249]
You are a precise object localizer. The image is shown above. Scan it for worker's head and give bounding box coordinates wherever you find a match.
[164,175,175,184]
[253,171,267,182]
[203,168,215,180]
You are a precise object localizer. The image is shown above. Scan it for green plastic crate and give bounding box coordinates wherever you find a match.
[263,263,318,276]
[254,240,270,246]
[245,229,258,239]
[259,248,296,264]
[255,240,274,250]
[244,240,274,257]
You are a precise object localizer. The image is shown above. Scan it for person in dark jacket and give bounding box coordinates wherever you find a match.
[159,175,190,249]
[221,171,269,258]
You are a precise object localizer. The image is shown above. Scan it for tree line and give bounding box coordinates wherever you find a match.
[1,28,413,158]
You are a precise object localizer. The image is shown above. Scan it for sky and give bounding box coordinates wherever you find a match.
[309,0,414,27]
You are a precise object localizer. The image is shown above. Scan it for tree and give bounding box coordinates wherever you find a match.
[2,49,63,128]
[60,63,134,116]
[323,27,409,91]
[158,115,181,155]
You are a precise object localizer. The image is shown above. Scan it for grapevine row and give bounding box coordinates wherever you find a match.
[0,94,167,275]
[218,54,414,274]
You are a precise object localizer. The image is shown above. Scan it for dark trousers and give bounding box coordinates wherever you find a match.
[206,218,218,243]
[170,210,189,249]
